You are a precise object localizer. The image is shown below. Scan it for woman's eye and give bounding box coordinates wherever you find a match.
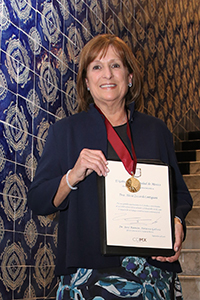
[111,63,120,68]
[93,65,101,70]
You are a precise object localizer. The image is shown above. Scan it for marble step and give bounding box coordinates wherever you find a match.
[183,174,200,189]
[178,161,200,175]
[185,206,200,226]
[176,149,200,162]
[189,189,200,206]
[179,250,200,276]
[182,226,200,249]
[178,131,200,141]
[190,161,200,174]
[188,131,200,140]
[177,132,200,299]
[182,140,200,151]
[179,276,200,300]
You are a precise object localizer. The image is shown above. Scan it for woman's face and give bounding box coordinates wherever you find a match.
[85,45,132,108]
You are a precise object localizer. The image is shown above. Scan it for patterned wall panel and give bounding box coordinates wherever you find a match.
[0,0,200,299]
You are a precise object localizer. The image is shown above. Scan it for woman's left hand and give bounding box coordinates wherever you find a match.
[151,221,184,263]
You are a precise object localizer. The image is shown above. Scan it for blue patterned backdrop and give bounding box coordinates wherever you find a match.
[0,0,200,299]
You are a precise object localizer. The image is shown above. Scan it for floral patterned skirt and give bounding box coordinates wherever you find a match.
[56,256,183,300]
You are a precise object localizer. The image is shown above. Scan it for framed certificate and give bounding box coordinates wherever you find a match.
[98,159,175,257]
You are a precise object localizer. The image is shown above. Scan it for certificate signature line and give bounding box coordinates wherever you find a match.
[112,213,161,225]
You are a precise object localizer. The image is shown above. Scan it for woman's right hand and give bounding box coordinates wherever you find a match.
[53,149,109,207]
[68,148,109,187]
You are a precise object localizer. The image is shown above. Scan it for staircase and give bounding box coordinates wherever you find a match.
[176,131,200,300]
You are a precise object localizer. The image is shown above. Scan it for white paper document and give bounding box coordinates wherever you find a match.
[105,160,173,250]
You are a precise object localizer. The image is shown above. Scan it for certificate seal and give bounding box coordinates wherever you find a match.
[126,177,141,193]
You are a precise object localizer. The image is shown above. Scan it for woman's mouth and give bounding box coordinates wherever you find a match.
[100,84,116,88]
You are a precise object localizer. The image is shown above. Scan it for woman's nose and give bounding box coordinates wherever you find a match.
[103,65,113,79]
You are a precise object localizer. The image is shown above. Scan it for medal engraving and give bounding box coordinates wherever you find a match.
[126,176,141,193]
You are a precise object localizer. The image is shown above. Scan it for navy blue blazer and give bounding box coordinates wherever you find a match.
[27,102,193,275]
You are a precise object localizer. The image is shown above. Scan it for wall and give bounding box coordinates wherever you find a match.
[0,0,200,299]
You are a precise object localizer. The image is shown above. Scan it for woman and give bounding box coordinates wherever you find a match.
[28,34,192,299]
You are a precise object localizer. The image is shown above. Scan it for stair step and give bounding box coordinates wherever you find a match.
[179,250,200,276]
[179,275,200,300]
[182,140,200,151]
[176,150,200,162]
[189,189,200,206]
[178,161,200,175]
[182,226,200,249]
[183,174,200,189]
[176,131,200,300]
[176,150,196,162]
[190,161,200,174]
[188,131,200,140]
[185,207,200,226]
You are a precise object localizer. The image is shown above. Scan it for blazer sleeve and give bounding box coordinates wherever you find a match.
[27,124,68,216]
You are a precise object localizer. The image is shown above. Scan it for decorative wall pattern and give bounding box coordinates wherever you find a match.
[0,0,200,299]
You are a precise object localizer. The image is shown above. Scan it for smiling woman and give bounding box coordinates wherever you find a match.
[27,34,192,300]
[85,46,132,125]
[77,34,142,113]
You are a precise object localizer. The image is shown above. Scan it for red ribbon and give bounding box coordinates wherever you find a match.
[95,105,137,175]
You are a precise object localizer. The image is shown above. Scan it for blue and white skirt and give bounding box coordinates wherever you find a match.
[56,257,183,300]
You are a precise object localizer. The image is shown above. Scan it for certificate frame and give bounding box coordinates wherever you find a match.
[98,159,175,257]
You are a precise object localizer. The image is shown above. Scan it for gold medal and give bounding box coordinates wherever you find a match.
[126,176,141,193]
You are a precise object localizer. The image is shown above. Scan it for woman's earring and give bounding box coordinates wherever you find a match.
[128,82,132,88]
[87,87,90,91]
